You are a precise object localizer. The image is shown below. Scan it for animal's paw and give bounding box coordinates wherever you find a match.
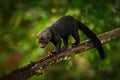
[72,42,79,47]
[48,51,56,55]
[61,45,68,51]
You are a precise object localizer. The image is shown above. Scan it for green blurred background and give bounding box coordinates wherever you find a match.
[0,0,120,80]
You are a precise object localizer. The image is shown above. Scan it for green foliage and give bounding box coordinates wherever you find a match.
[0,0,120,79]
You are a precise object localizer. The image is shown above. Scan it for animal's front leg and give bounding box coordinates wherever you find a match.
[54,40,62,53]
[50,40,62,54]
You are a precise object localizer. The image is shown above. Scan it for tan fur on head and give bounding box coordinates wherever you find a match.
[37,30,52,48]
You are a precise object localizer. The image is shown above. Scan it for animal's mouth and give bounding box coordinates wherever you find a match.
[40,46,45,48]
[39,43,46,48]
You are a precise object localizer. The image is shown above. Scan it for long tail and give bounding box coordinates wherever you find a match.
[77,20,105,59]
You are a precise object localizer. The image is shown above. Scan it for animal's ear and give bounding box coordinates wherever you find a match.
[47,35,51,40]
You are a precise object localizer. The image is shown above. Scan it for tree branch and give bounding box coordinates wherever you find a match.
[0,28,120,80]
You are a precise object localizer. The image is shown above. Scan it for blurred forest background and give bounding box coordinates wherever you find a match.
[0,0,120,80]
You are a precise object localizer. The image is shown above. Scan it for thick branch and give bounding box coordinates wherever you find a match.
[0,28,120,80]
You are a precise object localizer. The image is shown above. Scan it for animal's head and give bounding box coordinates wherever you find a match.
[37,30,52,48]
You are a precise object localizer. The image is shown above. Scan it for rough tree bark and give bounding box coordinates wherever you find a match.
[0,28,120,80]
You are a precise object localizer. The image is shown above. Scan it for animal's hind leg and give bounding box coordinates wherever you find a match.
[72,28,80,47]
[63,37,68,49]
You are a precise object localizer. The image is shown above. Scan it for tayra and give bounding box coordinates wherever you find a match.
[37,16,105,59]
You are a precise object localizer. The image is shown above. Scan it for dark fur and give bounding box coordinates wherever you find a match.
[38,16,105,59]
